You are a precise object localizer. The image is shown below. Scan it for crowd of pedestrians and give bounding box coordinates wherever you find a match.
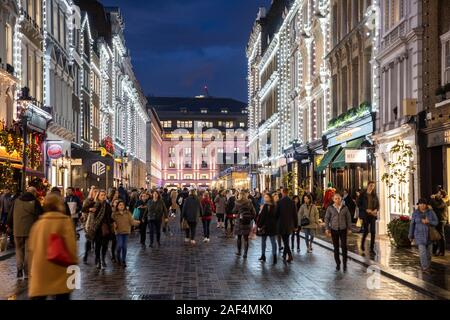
[0,179,448,299]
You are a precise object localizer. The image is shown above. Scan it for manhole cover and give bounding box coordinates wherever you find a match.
[132,294,175,300]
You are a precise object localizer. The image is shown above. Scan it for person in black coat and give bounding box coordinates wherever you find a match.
[257,193,278,264]
[357,182,380,255]
[182,190,203,244]
[275,189,298,263]
[342,189,356,220]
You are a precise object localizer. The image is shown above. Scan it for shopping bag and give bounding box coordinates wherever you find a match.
[47,233,75,267]
[133,208,141,220]
[356,218,363,228]
[0,234,7,252]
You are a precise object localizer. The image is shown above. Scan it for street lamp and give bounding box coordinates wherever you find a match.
[17,87,33,192]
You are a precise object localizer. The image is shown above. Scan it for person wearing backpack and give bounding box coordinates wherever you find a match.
[233,190,256,259]
[200,192,215,243]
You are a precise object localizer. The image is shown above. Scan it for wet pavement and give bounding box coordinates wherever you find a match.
[313,226,450,291]
[0,220,436,300]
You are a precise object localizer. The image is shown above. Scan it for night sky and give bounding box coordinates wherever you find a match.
[100,0,272,102]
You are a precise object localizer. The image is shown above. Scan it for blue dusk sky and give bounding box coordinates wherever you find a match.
[100,0,272,102]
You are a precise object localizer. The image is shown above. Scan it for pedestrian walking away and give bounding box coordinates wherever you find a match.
[28,193,78,300]
[215,190,227,230]
[233,190,256,259]
[325,192,352,272]
[200,192,215,242]
[275,189,298,263]
[430,190,448,256]
[257,193,278,264]
[182,190,203,245]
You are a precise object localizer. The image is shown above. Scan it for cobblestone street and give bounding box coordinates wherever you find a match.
[0,221,435,300]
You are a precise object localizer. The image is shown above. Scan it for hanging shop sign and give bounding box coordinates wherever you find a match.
[92,161,106,176]
[345,149,368,164]
[327,116,374,148]
[47,143,64,160]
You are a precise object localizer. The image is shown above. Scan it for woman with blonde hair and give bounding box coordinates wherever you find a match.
[28,193,78,300]
[81,186,98,264]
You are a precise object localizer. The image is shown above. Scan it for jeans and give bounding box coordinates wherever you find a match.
[139,220,148,245]
[362,215,377,251]
[261,235,277,256]
[304,228,315,248]
[237,235,249,255]
[185,222,197,240]
[94,235,109,263]
[14,236,29,274]
[331,229,348,267]
[202,220,211,238]
[281,234,292,258]
[432,221,446,255]
[418,244,433,269]
[149,220,162,245]
[116,234,129,262]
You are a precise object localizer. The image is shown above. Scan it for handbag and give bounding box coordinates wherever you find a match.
[133,207,141,220]
[47,233,75,267]
[429,226,442,241]
[0,234,7,252]
[256,226,266,237]
[181,218,189,230]
[300,205,312,227]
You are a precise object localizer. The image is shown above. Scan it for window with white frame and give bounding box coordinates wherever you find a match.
[177,121,192,128]
[442,31,450,85]
[168,147,175,158]
[162,121,172,128]
[168,161,176,169]
[184,174,193,180]
[167,174,177,180]
[200,174,209,180]
[184,147,192,157]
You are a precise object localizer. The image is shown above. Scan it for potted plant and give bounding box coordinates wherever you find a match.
[444,83,450,100]
[436,86,446,103]
[387,216,411,248]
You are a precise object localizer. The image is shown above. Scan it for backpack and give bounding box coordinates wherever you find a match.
[239,203,253,225]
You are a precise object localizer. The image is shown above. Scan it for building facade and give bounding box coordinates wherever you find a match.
[0,0,148,194]
[148,96,248,190]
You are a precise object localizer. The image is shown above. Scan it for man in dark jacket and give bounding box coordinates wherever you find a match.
[0,187,13,225]
[430,190,448,256]
[275,188,298,263]
[182,190,203,244]
[177,188,189,225]
[8,187,43,278]
[118,184,129,206]
[358,181,380,255]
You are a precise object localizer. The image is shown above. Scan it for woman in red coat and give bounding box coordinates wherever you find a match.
[200,192,215,243]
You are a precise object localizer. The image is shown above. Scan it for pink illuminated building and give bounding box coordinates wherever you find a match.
[147,96,248,189]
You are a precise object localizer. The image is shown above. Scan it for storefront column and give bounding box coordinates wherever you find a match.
[375,151,388,235]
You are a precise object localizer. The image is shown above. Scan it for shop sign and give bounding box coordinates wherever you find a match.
[47,143,63,159]
[345,149,367,163]
[71,159,83,166]
[92,161,106,176]
[427,130,450,147]
[328,120,373,147]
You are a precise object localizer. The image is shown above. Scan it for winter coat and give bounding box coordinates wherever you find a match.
[343,195,356,217]
[200,198,215,221]
[408,209,439,245]
[214,195,227,214]
[112,210,139,234]
[324,204,352,231]
[357,191,380,220]
[233,199,256,236]
[430,198,448,222]
[226,196,236,218]
[147,199,168,222]
[0,192,13,218]
[298,204,320,229]
[93,201,113,239]
[28,211,78,298]
[257,204,278,236]
[276,196,298,235]
[182,196,203,222]
[12,192,43,237]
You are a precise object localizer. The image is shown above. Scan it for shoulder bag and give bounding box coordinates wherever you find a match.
[47,233,76,267]
[300,206,311,227]
[429,226,442,241]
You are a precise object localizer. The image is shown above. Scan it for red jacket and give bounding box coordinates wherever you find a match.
[200,198,215,221]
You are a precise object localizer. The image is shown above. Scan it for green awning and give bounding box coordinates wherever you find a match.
[315,145,341,172]
[332,138,366,169]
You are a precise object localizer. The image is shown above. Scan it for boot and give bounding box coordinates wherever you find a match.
[273,255,277,265]
[286,254,293,263]
[95,259,101,270]
[102,256,107,268]
[259,255,266,262]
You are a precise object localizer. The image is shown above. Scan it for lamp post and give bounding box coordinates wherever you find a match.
[123,153,128,188]
[17,87,33,192]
